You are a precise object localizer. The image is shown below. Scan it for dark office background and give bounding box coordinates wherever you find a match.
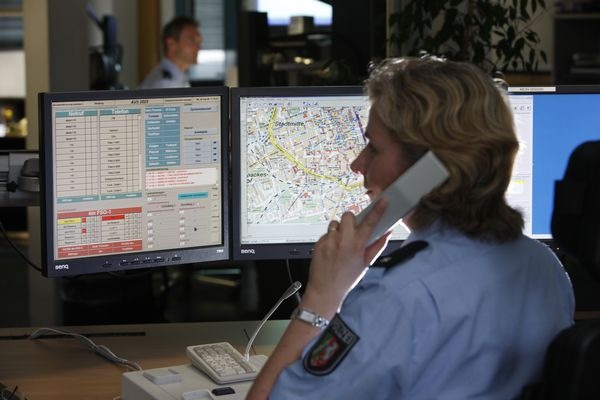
[1,0,600,329]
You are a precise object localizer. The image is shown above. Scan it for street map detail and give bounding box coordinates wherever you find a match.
[242,98,370,229]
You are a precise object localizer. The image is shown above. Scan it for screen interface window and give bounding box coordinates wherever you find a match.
[238,94,412,245]
[507,92,534,236]
[508,89,600,238]
[51,95,223,262]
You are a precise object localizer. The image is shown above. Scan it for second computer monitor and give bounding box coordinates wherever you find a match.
[231,86,388,260]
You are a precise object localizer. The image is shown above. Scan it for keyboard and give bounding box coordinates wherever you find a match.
[186,342,268,384]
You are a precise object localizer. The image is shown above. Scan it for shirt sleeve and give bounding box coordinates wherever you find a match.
[270,277,440,400]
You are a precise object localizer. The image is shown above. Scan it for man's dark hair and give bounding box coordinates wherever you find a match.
[162,16,199,52]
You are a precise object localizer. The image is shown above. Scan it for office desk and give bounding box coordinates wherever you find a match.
[0,320,288,400]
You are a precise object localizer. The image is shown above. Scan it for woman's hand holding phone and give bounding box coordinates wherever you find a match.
[301,198,390,317]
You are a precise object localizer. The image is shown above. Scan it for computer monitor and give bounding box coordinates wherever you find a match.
[39,87,230,277]
[257,0,332,26]
[231,86,398,260]
[507,85,600,239]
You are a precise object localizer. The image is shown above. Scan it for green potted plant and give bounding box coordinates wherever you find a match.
[388,0,549,73]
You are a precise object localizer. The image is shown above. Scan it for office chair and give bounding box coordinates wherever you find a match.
[521,141,600,400]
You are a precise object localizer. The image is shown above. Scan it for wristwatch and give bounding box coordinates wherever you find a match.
[291,307,330,329]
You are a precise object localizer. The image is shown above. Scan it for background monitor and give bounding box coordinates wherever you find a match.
[40,87,229,277]
[508,85,600,239]
[256,0,332,26]
[230,86,407,260]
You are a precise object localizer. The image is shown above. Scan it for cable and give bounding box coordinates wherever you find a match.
[29,327,142,371]
[243,281,302,361]
[285,259,302,305]
[0,219,41,273]
[242,328,255,357]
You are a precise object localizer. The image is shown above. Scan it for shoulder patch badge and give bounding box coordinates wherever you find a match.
[303,314,359,376]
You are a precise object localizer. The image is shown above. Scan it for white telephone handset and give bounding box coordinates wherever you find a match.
[355,151,449,245]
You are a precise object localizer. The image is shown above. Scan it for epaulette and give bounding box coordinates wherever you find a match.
[372,240,428,270]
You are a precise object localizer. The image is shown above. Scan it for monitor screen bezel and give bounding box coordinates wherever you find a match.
[39,87,230,277]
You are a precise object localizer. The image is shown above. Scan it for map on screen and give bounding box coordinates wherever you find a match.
[242,101,369,226]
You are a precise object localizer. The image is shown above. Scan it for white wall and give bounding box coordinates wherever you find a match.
[0,50,26,98]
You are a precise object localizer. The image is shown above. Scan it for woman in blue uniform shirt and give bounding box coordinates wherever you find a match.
[247,57,575,399]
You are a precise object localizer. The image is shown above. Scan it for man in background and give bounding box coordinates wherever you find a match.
[138,16,202,89]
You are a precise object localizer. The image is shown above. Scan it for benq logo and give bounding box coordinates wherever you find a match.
[240,249,256,254]
[55,264,70,270]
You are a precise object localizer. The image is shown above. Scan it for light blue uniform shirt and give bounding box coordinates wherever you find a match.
[138,58,190,89]
[271,222,575,399]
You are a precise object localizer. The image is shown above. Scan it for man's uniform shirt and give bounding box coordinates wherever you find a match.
[138,58,190,89]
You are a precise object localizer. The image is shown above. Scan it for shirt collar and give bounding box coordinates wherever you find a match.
[160,58,187,81]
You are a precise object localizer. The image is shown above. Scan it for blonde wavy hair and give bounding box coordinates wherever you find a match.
[365,57,523,242]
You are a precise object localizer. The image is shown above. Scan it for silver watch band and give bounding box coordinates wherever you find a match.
[291,307,330,329]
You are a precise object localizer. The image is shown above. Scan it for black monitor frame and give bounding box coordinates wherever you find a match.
[39,87,230,277]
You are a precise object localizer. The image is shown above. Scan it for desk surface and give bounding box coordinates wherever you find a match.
[0,320,288,400]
